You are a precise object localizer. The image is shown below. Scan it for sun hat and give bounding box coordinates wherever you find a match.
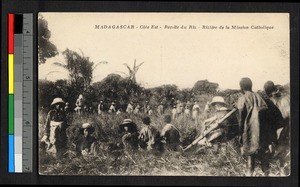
[51,98,65,106]
[121,119,133,125]
[210,96,225,105]
[80,123,95,134]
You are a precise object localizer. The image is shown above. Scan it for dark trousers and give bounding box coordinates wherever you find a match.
[246,150,270,176]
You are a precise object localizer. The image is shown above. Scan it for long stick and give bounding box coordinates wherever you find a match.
[183,108,237,152]
[124,150,136,164]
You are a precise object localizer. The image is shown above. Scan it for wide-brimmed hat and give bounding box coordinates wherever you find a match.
[51,98,65,106]
[210,96,225,105]
[121,119,133,125]
[80,123,95,134]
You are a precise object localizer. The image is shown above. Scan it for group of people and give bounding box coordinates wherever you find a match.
[40,77,290,176]
[41,99,182,157]
[72,93,204,120]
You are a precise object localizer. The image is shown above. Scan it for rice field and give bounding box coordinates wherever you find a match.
[38,108,288,176]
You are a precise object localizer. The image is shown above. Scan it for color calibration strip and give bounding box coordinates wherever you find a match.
[8,13,15,173]
[8,13,33,173]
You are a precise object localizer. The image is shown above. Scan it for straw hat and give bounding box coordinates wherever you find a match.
[80,123,95,134]
[51,98,65,106]
[210,96,225,105]
[121,119,133,125]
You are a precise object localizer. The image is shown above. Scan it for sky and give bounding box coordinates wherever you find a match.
[38,13,290,91]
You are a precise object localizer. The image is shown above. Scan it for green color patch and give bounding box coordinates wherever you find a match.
[8,94,14,134]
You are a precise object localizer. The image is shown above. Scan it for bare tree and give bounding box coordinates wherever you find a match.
[122,59,144,83]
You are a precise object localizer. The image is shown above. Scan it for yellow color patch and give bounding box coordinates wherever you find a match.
[8,54,14,94]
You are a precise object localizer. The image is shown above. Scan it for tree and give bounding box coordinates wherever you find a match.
[192,79,219,95]
[149,84,179,106]
[38,15,58,64]
[92,73,144,109]
[54,49,98,91]
[121,59,144,83]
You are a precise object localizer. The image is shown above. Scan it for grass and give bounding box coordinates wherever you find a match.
[39,107,289,176]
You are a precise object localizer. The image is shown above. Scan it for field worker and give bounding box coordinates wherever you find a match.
[237,77,273,176]
[161,115,181,151]
[176,101,184,117]
[134,104,141,114]
[171,105,177,120]
[147,105,154,116]
[192,101,201,121]
[170,98,176,108]
[143,101,149,113]
[119,119,139,151]
[126,101,134,114]
[184,105,191,117]
[116,108,123,115]
[42,98,68,158]
[264,81,290,175]
[108,102,116,113]
[75,94,84,114]
[157,102,164,115]
[203,101,211,118]
[139,116,163,152]
[97,100,105,115]
[197,96,239,147]
[75,123,97,156]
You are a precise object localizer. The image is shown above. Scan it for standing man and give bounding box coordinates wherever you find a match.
[75,94,84,114]
[98,100,105,115]
[126,101,134,114]
[42,98,68,158]
[108,102,116,113]
[176,101,184,118]
[171,105,177,120]
[236,77,274,176]
[184,105,191,117]
[192,101,200,120]
[157,102,164,115]
[192,101,201,128]
[264,81,290,175]
[134,104,141,114]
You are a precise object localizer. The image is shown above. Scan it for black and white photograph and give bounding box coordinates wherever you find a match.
[38,13,290,176]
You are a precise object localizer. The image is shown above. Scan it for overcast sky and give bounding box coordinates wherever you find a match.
[39,13,289,91]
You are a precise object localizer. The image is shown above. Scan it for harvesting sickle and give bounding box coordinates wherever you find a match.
[183,108,238,152]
